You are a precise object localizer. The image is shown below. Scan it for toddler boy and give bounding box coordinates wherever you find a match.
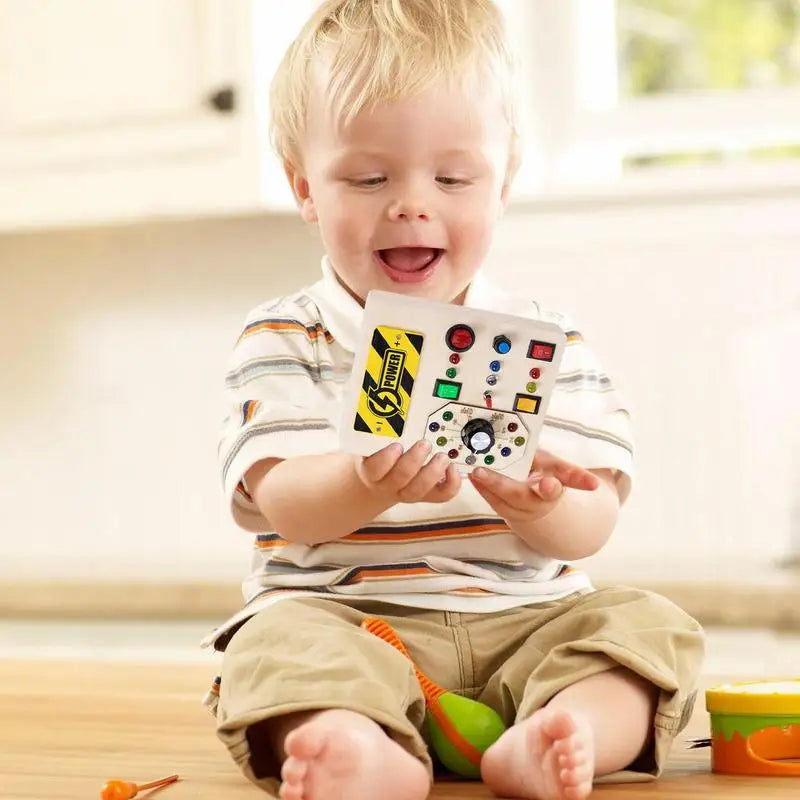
[207,2,704,799]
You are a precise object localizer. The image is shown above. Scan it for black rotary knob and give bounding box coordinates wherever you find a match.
[460,418,495,454]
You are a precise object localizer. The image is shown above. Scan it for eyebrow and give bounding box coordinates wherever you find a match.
[330,148,482,164]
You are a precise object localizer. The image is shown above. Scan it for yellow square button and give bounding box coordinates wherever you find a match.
[513,394,541,414]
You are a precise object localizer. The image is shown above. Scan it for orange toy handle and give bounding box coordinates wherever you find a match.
[361,617,485,770]
[361,617,445,705]
[100,774,179,800]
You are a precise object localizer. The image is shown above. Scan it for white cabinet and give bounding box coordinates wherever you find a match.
[0,0,301,231]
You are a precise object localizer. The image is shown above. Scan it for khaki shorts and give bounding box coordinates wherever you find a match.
[215,587,704,796]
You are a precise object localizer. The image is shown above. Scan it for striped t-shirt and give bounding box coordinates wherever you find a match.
[203,257,634,647]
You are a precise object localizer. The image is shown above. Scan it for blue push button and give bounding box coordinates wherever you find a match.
[493,335,511,354]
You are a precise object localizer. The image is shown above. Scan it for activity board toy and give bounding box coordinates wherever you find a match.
[362,617,506,778]
[705,679,800,775]
[340,291,566,480]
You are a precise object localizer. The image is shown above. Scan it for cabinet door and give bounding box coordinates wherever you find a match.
[0,0,268,229]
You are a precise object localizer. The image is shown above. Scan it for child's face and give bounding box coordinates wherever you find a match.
[290,71,512,305]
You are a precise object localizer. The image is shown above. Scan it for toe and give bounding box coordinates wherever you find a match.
[541,709,577,741]
[278,780,304,800]
[555,740,583,764]
[558,750,585,770]
[553,735,580,756]
[560,765,581,785]
[285,725,327,761]
[281,755,308,783]
[563,780,592,800]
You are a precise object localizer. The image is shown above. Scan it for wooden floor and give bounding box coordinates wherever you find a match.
[2,659,798,799]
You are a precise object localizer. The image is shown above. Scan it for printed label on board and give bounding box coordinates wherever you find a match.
[354,325,424,437]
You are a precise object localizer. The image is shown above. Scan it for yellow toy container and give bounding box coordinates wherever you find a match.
[706,679,800,775]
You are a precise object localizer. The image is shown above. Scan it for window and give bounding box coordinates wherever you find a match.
[618,0,800,169]
[500,0,800,196]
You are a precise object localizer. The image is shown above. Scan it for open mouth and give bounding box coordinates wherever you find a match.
[375,247,445,283]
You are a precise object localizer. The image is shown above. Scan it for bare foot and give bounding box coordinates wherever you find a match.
[278,709,430,800]
[481,708,594,800]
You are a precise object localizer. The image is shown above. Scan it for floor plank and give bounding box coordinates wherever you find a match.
[1,659,797,799]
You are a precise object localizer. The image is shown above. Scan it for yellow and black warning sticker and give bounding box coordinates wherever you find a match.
[354,325,424,438]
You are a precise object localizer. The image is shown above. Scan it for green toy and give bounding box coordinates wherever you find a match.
[362,617,507,778]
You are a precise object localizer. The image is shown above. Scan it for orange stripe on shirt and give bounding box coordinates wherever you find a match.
[239,320,333,343]
[343,521,510,543]
[342,566,435,582]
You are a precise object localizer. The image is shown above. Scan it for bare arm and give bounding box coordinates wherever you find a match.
[507,469,619,559]
[469,455,621,560]
[246,453,391,545]
[245,441,462,546]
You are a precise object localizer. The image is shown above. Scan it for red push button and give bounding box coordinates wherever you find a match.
[446,324,475,353]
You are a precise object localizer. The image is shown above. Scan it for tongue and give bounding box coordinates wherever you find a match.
[381,247,438,272]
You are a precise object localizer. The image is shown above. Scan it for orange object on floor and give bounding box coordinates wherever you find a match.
[100,774,180,799]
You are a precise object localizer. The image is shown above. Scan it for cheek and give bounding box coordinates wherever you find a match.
[449,198,496,254]
[317,196,370,254]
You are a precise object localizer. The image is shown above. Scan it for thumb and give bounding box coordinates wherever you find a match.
[529,475,563,502]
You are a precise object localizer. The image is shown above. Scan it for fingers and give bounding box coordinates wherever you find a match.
[385,440,435,492]
[423,463,462,503]
[396,452,450,501]
[530,450,599,491]
[530,474,564,501]
[471,467,563,513]
[361,443,595,508]
[360,440,440,498]
[359,441,404,483]
[469,475,519,519]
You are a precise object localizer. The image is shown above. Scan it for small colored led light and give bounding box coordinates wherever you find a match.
[448,449,459,459]
[501,447,512,457]
[526,382,537,393]
[446,367,457,379]
[490,360,501,372]
[484,455,495,465]
[507,422,518,433]
[530,367,541,379]
[429,422,440,432]
[486,374,498,386]
[449,353,461,365]
[442,411,454,422]
[514,436,526,447]
[436,436,448,447]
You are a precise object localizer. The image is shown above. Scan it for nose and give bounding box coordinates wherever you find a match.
[387,187,431,222]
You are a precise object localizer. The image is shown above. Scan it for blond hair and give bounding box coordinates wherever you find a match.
[270,0,521,180]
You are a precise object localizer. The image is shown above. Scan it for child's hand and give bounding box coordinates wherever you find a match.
[356,440,462,504]
[468,449,599,525]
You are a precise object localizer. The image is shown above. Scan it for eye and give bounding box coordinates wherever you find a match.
[436,176,468,186]
[350,176,386,188]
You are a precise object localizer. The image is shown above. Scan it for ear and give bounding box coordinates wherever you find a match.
[284,161,318,223]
